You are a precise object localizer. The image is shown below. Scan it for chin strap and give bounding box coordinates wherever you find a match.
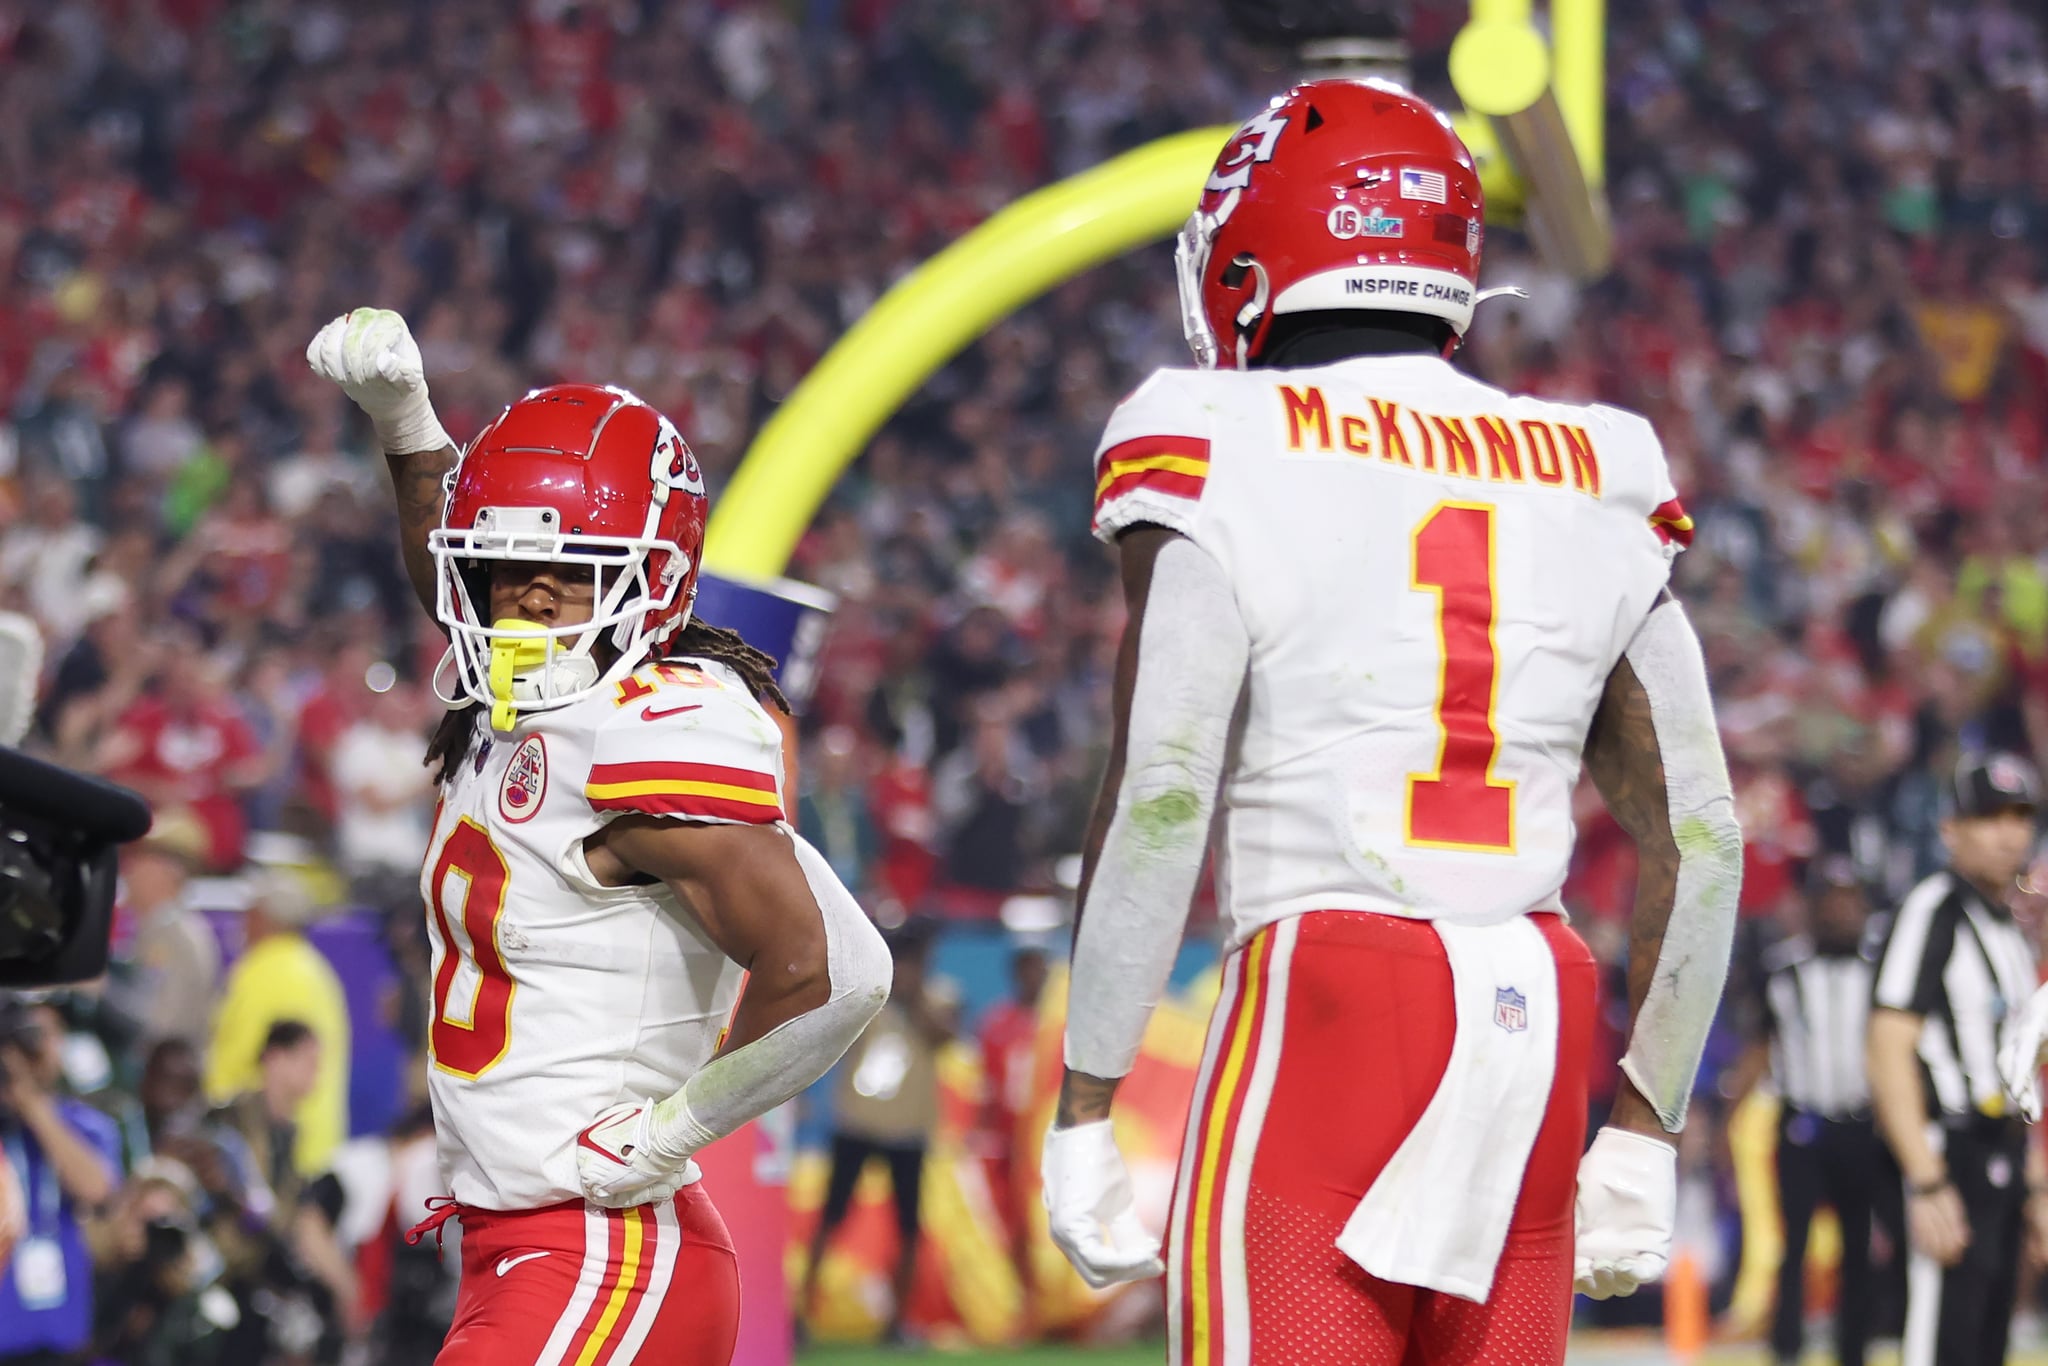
[1445,286,1530,359]
[1230,259,1271,371]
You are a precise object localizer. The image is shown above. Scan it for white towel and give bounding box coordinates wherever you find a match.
[1334,916,1560,1303]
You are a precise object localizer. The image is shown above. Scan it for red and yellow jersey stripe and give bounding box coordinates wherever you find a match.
[585,760,783,823]
[1650,496,1694,549]
[1093,434,1211,525]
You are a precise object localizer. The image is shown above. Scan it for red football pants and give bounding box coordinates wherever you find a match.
[1166,910,1594,1366]
[435,1186,739,1366]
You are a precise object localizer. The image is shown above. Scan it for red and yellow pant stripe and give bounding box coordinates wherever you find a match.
[1168,916,1299,1366]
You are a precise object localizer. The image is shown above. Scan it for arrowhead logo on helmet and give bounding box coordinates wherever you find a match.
[1176,79,1487,370]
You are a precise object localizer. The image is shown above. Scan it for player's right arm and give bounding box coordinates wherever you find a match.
[306,309,457,617]
[568,685,892,1207]
[1573,592,1743,1298]
[570,819,891,1206]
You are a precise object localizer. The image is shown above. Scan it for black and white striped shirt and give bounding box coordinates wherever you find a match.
[1872,870,2038,1119]
[1762,939,1874,1119]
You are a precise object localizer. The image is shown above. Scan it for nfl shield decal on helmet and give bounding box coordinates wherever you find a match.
[1494,986,1528,1033]
[499,734,548,824]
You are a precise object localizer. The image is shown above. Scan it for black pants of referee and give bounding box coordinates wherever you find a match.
[1903,1116,2028,1366]
[1775,1109,1889,1366]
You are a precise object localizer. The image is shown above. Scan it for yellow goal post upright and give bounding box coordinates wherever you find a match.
[700,1,1609,585]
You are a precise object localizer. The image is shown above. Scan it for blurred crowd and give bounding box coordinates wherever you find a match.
[2,0,2048,1356]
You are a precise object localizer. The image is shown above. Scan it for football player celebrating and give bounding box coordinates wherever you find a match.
[308,310,890,1365]
[1042,82,1743,1362]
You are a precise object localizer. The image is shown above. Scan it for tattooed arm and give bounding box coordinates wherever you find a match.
[1056,527,1249,1128]
[1581,594,1742,1137]
[1582,652,1683,1139]
[385,444,459,617]
[307,309,458,621]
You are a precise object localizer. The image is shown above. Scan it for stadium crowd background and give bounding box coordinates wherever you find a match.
[6,0,2048,1359]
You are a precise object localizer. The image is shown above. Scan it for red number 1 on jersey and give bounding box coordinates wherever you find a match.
[427,818,517,1078]
[1406,502,1516,852]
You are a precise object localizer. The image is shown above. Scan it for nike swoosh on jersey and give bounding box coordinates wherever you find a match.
[641,703,705,721]
[495,1251,550,1276]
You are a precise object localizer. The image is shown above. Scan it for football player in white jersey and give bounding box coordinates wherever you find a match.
[1041,82,1744,1363]
[307,310,890,1365]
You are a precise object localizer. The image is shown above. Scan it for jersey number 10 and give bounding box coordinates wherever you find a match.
[1406,502,1516,853]
[427,818,517,1078]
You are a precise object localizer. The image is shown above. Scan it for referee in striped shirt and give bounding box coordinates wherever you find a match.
[1756,856,1888,1366]
[1869,752,2044,1366]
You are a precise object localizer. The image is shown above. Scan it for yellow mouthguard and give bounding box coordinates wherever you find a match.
[487,619,553,732]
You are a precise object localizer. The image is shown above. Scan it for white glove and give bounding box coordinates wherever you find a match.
[574,1102,696,1209]
[1042,1120,1164,1289]
[1999,982,2048,1123]
[1573,1126,1677,1299]
[305,308,453,455]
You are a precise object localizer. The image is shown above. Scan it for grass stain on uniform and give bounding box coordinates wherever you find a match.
[1128,787,1203,854]
[1359,847,1409,897]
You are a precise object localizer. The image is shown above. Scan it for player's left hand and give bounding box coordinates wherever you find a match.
[1572,1125,1677,1299]
[1998,982,2048,1123]
[574,1102,694,1209]
[1042,1120,1164,1289]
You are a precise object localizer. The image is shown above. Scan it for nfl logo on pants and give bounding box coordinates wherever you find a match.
[1494,986,1528,1033]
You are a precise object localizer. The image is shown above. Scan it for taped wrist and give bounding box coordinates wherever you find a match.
[646,831,888,1160]
[370,391,454,457]
[1066,536,1249,1080]
[1615,602,1743,1132]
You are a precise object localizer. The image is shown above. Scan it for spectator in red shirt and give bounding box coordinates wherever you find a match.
[294,640,377,827]
[977,943,1048,1284]
[870,756,939,913]
[96,639,264,871]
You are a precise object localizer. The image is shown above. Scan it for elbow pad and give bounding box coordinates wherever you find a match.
[648,832,889,1160]
[1615,602,1743,1132]
[1066,537,1249,1080]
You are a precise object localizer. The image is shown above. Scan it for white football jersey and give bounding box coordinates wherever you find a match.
[1092,354,1688,949]
[419,655,789,1210]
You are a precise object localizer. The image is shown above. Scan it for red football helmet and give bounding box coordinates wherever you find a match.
[429,384,708,724]
[1176,79,1485,369]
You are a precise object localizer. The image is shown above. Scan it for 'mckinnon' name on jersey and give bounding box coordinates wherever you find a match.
[1278,384,1604,500]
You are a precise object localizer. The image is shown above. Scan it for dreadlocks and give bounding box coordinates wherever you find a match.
[425,617,792,785]
[665,618,790,714]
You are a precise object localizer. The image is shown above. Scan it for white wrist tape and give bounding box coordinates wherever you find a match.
[1616,601,1743,1132]
[371,391,454,457]
[1066,536,1249,1080]
[645,830,889,1159]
